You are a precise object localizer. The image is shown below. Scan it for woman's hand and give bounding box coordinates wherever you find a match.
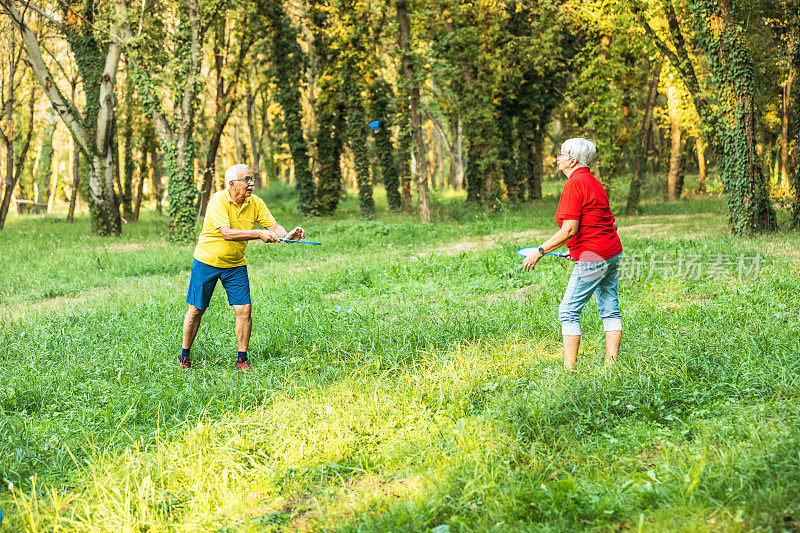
[522,252,542,272]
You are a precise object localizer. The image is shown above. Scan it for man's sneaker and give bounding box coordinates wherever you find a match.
[235,360,253,371]
[179,356,192,369]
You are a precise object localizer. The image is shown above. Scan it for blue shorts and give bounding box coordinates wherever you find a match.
[186,259,251,309]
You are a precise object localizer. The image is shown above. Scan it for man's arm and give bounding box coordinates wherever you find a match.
[218,226,279,242]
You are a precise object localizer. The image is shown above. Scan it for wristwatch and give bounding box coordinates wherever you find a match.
[538,246,545,256]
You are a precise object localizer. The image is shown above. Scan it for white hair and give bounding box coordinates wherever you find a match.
[560,138,597,168]
[224,164,250,187]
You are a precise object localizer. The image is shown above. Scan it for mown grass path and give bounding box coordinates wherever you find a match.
[1,189,799,531]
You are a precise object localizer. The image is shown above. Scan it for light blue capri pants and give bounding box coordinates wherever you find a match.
[558,253,622,336]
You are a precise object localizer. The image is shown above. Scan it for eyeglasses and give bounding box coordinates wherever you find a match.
[232,175,255,184]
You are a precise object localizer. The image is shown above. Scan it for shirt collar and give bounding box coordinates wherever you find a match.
[224,189,250,208]
[568,167,592,180]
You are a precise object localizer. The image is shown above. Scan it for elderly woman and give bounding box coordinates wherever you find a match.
[522,138,623,371]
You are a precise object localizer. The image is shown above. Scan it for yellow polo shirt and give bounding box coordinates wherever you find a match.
[193,190,277,268]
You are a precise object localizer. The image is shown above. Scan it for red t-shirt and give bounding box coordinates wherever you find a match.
[555,167,622,261]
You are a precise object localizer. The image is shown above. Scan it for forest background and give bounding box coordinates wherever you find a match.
[0,0,798,238]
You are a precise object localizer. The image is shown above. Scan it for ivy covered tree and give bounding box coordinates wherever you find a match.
[260,0,315,215]
[308,0,346,215]
[116,0,206,242]
[692,0,777,234]
[370,79,402,211]
[637,0,776,234]
[397,0,431,221]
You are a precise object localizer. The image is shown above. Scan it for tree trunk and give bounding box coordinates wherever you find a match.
[397,0,431,223]
[626,57,662,214]
[66,136,81,222]
[246,91,262,187]
[47,162,59,213]
[676,139,687,198]
[120,77,134,220]
[781,68,794,197]
[314,98,344,215]
[529,131,544,200]
[345,90,375,219]
[133,122,153,221]
[267,2,315,214]
[34,107,57,213]
[370,80,401,210]
[397,103,413,213]
[65,77,80,222]
[0,39,16,230]
[498,103,521,201]
[696,138,707,193]
[666,83,682,201]
[454,118,463,190]
[262,109,277,184]
[151,147,163,214]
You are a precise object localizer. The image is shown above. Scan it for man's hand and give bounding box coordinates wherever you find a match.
[522,252,542,272]
[260,230,279,243]
[285,226,305,240]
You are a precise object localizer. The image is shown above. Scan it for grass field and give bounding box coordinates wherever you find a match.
[1,180,799,531]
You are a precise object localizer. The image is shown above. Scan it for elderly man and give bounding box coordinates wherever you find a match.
[180,164,305,370]
[522,138,622,371]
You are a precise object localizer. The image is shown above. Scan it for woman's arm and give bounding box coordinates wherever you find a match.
[539,219,579,254]
[522,219,579,271]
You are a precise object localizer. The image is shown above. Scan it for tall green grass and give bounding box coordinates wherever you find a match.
[1,183,799,531]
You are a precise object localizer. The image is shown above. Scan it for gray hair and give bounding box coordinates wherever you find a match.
[224,164,250,187]
[560,138,597,168]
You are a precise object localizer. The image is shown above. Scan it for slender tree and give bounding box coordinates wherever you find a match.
[198,11,252,216]
[0,57,35,230]
[665,79,682,200]
[2,0,123,235]
[627,57,663,214]
[33,106,57,213]
[120,72,135,220]
[397,0,430,222]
